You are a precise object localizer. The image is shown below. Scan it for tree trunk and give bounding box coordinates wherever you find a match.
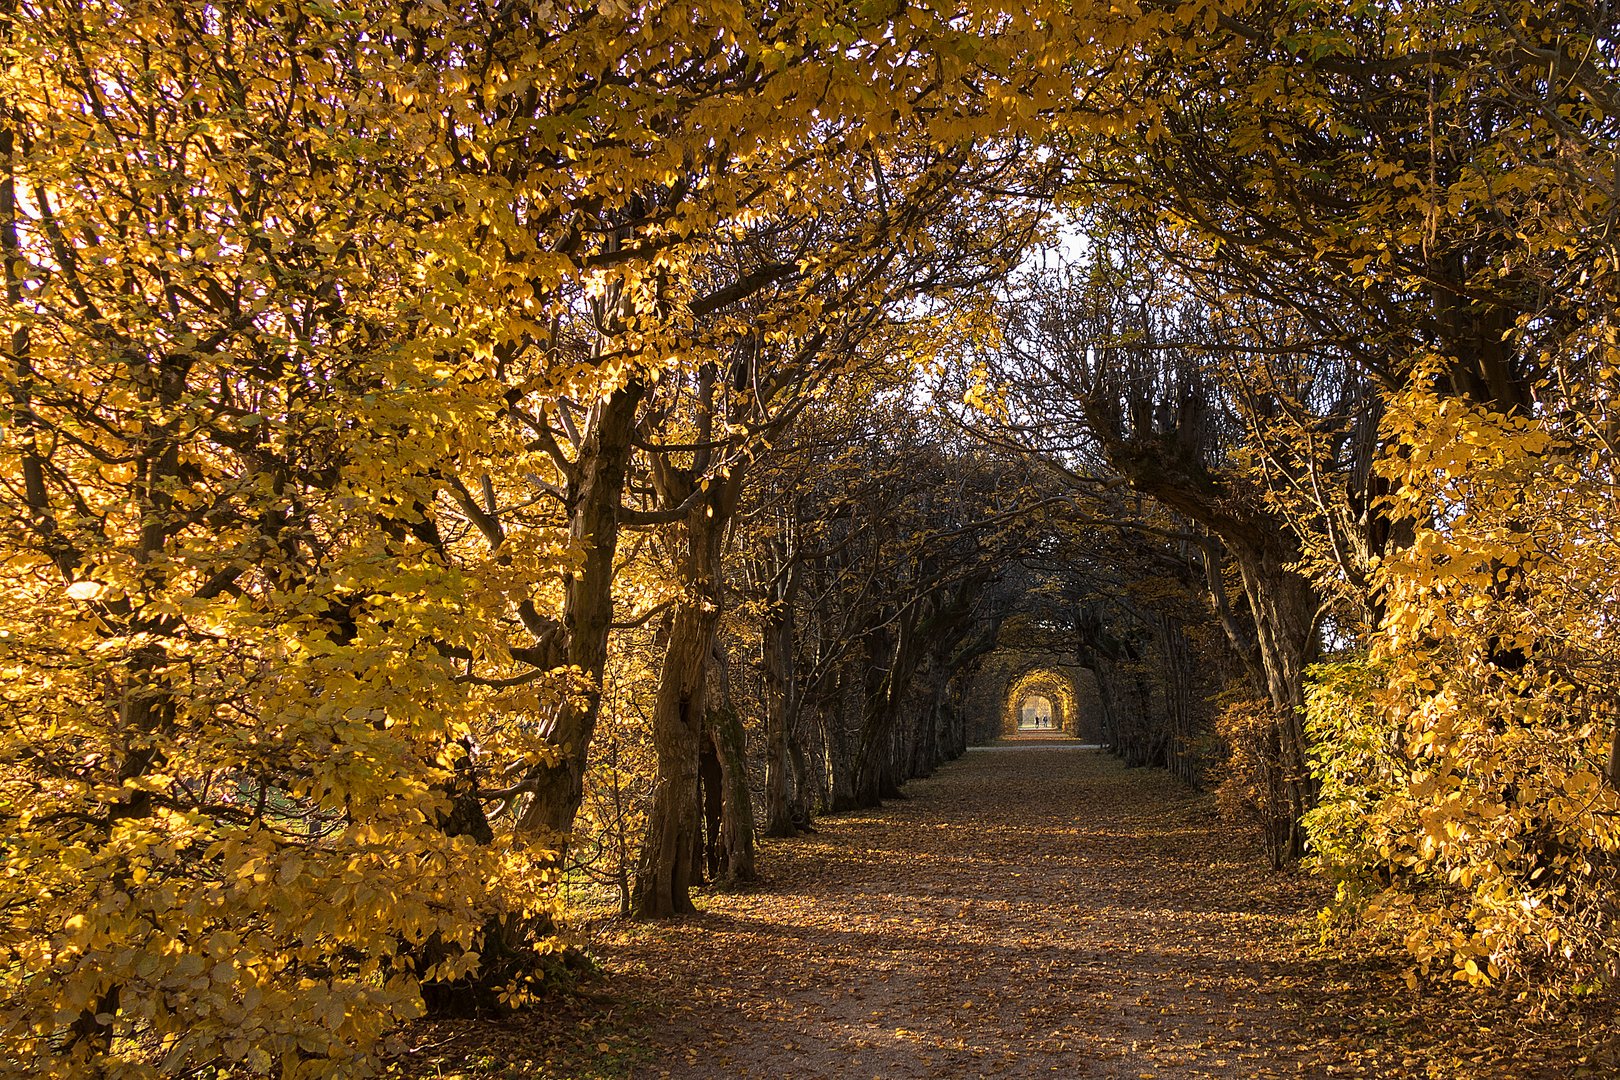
[697,734,723,881]
[1609,716,1620,790]
[852,607,917,809]
[634,594,712,917]
[634,475,734,917]
[515,383,641,845]
[823,669,859,812]
[704,641,757,881]
[761,571,800,837]
[1228,535,1319,856]
[787,728,817,829]
[710,700,758,882]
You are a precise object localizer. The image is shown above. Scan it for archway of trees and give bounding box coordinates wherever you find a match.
[5,4,1618,1076]
[1001,669,1079,738]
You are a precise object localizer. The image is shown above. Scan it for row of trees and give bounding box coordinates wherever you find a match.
[3,1,1617,1076]
[573,397,1051,912]
[967,0,1620,992]
[0,2,1113,1075]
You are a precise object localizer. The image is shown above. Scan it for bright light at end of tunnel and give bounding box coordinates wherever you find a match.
[1002,668,1079,736]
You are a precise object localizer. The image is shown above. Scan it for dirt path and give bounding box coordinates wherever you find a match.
[403,743,1614,1079]
[587,744,1607,1080]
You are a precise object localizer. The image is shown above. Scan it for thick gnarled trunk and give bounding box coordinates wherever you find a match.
[634,468,741,917]
[515,384,642,846]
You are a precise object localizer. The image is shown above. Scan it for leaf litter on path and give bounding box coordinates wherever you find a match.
[402,747,1618,1079]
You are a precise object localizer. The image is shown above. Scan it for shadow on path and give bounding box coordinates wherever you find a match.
[588,750,1607,1079]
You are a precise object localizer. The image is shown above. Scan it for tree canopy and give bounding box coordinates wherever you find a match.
[2,1,1617,1076]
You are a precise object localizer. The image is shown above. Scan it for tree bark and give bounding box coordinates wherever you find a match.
[1609,717,1620,790]
[823,667,859,812]
[634,468,737,917]
[709,699,758,882]
[1227,533,1319,854]
[761,557,801,836]
[697,734,723,881]
[515,383,642,846]
[852,609,909,809]
[634,593,712,917]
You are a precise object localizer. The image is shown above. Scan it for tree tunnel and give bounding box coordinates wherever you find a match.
[1001,668,1076,735]
[956,637,1104,745]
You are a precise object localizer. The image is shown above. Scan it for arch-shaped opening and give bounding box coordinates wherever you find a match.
[1017,693,1055,730]
[1001,667,1081,739]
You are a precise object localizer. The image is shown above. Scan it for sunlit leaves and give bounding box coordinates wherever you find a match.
[1308,375,1620,994]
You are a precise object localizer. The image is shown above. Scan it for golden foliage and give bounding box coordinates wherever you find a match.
[0,5,580,1075]
[1309,373,1620,992]
[0,0,1149,1072]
